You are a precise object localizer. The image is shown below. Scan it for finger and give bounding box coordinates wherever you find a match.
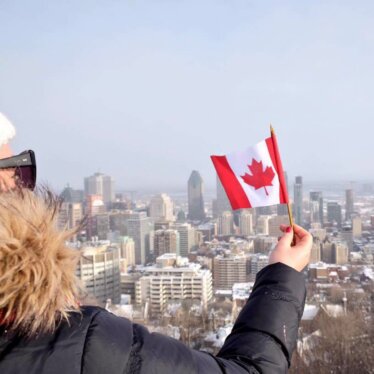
[279,224,289,233]
[293,224,313,245]
[277,226,293,247]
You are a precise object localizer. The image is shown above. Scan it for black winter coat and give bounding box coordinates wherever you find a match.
[0,263,306,374]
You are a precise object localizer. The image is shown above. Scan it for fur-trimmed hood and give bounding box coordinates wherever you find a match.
[0,189,81,335]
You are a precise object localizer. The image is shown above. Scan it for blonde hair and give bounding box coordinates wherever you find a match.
[0,188,81,335]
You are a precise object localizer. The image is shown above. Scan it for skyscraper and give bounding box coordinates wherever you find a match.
[187,170,206,221]
[345,189,354,220]
[238,210,253,236]
[127,212,153,265]
[327,202,342,228]
[153,229,180,257]
[293,176,303,225]
[149,193,174,222]
[218,211,234,235]
[309,191,324,224]
[213,176,231,218]
[170,223,196,256]
[84,172,115,204]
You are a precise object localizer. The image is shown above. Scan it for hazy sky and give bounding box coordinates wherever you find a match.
[1,0,374,191]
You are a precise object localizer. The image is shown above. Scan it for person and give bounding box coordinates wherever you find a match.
[0,113,16,190]
[0,114,312,373]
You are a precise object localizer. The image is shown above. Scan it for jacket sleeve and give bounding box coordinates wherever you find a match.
[217,262,306,373]
[87,262,305,374]
[0,113,16,147]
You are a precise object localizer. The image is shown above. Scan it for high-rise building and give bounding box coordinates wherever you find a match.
[170,223,196,256]
[135,254,212,314]
[149,194,174,222]
[309,191,324,224]
[118,236,136,270]
[248,254,269,281]
[95,213,110,239]
[58,202,83,231]
[213,176,231,218]
[310,241,321,263]
[60,185,84,203]
[352,216,362,238]
[213,254,248,290]
[76,245,121,304]
[345,189,354,220]
[218,211,234,235]
[238,210,253,236]
[333,242,349,265]
[84,172,115,204]
[293,176,303,225]
[187,170,206,221]
[127,212,153,265]
[327,202,342,228]
[256,216,270,235]
[86,194,105,239]
[153,229,180,257]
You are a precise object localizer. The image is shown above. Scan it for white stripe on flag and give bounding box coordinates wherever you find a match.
[225,140,280,207]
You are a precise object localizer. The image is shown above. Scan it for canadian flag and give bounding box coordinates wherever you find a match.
[211,130,289,210]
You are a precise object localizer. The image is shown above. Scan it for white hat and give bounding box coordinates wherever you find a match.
[0,112,16,147]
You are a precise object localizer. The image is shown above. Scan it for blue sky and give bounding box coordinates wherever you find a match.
[1,1,374,191]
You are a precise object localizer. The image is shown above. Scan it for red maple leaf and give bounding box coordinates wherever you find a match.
[241,159,275,196]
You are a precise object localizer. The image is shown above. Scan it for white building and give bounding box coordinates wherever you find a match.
[76,244,121,304]
[149,193,174,222]
[170,223,196,256]
[84,172,115,204]
[135,254,213,315]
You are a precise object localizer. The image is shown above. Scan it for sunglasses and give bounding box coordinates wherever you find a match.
[0,150,37,190]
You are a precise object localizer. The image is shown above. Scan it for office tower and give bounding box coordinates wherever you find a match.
[340,226,353,251]
[333,242,349,265]
[86,194,105,239]
[84,172,115,204]
[135,254,213,314]
[109,211,134,236]
[321,242,334,263]
[268,215,289,237]
[327,202,342,228]
[345,189,354,220]
[187,170,206,221]
[238,210,253,236]
[76,245,121,304]
[309,191,324,224]
[218,211,234,235]
[96,213,110,240]
[154,229,180,257]
[213,176,231,218]
[213,254,248,290]
[60,185,84,203]
[310,241,321,263]
[277,171,289,215]
[293,176,303,225]
[254,237,278,254]
[256,215,270,235]
[149,193,174,222]
[58,202,83,231]
[352,216,362,238]
[249,254,269,281]
[170,223,196,256]
[127,212,153,265]
[118,236,136,270]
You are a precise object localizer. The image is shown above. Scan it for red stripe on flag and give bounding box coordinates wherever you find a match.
[211,155,252,210]
[265,136,288,204]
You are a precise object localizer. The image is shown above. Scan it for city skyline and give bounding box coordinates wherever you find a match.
[2,1,374,189]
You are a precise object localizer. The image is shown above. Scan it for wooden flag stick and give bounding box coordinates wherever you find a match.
[269,124,295,234]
